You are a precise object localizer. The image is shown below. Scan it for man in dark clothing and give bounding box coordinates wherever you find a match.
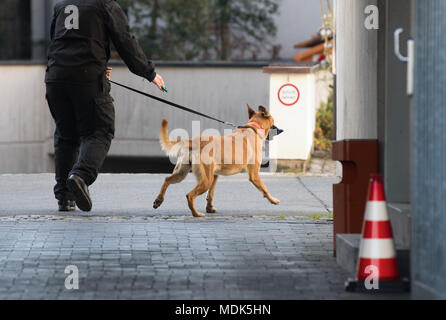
[45,0,165,212]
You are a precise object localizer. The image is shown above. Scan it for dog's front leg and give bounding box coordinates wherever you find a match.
[247,166,280,205]
[186,183,209,217]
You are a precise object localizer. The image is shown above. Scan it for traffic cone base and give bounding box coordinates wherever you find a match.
[345,277,410,293]
[345,174,410,293]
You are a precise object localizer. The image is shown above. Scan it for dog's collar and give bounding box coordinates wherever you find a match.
[246,121,264,130]
[238,121,266,139]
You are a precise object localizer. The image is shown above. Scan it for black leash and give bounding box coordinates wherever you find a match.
[110,80,237,128]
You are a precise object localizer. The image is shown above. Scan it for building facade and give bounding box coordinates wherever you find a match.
[334,0,446,299]
[0,0,325,174]
[0,0,322,61]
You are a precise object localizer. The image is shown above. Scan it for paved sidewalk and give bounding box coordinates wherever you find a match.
[0,174,337,218]
[0,174,409,300]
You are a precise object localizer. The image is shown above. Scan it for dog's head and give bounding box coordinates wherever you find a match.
[246,104,276,138]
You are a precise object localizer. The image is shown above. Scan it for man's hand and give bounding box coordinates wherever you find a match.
[106,67,112,80]
[152,74,166,92]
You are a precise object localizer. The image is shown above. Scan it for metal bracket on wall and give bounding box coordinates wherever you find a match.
[394,28,414,96]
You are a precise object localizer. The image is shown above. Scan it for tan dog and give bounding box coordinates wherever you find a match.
[153,105,280,217]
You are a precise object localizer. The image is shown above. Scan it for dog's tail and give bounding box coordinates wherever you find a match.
[160,119,182,156]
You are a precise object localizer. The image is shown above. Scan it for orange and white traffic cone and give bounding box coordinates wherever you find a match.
[345,174,409,292]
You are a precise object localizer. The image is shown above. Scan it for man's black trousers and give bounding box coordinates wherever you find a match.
[45,74,115,201]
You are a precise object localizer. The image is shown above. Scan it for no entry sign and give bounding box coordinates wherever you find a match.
[278,83,300,106]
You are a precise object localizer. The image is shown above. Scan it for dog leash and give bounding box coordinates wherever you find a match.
[110,80,237,128]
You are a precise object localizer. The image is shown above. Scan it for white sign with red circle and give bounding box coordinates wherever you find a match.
[278,83,300,106]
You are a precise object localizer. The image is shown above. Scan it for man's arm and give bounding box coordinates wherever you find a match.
[103,0,157,82]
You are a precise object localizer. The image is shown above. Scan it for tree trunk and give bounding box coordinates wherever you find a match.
[149,0,159,39]
[218,0,231,61]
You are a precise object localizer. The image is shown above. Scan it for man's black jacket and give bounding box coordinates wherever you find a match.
[45,0,156,84]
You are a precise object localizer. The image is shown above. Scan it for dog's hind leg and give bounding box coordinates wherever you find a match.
[153,162,191,209]
[187,164,213,217]
[206,175,219,213]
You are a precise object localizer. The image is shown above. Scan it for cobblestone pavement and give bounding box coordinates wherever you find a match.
[0,217,410,300]
[0,175,409,300]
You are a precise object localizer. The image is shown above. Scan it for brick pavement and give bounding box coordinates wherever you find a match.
[0,216,409,300]
[0,174,410,300]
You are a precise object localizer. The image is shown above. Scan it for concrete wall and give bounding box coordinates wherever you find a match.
[0,62,270,173]
[0,65,52,173]
[107,63,270,158]
[335,0,378,140]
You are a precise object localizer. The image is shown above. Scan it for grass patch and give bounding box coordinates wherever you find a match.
[308,213,333,220]
[308,214,324,220]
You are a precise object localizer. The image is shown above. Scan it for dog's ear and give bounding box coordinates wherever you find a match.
[258,105,270,117]
[247,104,256,119]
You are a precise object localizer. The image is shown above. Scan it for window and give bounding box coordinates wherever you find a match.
[0,0,31,60]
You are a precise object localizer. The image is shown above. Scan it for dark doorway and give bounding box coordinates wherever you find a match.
[101,156,176,174]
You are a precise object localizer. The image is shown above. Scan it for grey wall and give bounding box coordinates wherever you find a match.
[381,0,411,204]
[107,63,270,157]
[412,0,446,299]
[0,65,52,173]
[335,0,378,140]
[0,63,270,173]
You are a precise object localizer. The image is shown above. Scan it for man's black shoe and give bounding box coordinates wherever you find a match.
[58,199,76,212]
[67,175,92,212]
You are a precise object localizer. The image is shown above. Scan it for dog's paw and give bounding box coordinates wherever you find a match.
[269,197,280,205]
[153,198,164,209]
[206,206,217,214]
[192,211,206,218]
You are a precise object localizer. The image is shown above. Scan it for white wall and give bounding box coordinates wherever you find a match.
[268,71,318,161]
